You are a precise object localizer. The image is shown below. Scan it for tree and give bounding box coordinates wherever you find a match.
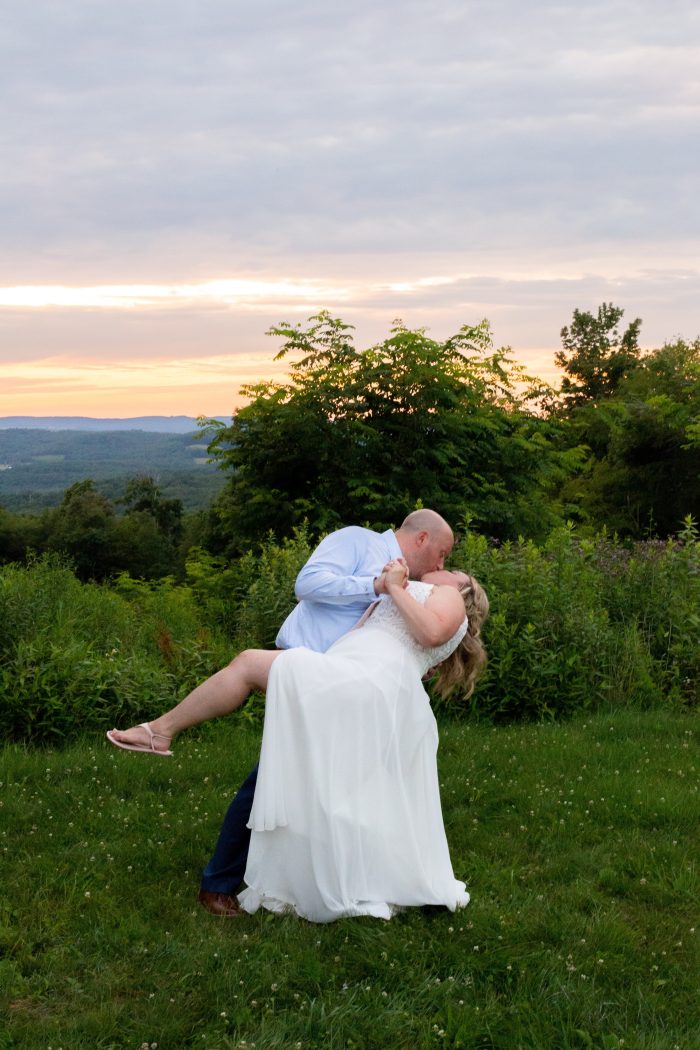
[119,475,183,543]
[556,302,642,407]
[560,339,700,535]
[113,475,184,578]
[44,479,116,580]
[203,312,582,551]
[0,506,29,564]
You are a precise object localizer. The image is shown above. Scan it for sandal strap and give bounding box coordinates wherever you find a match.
[139,723,170,752]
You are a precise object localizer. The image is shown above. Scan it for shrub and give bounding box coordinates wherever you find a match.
[448,521,699,720]
[0,555,227,744]
[1,521,697,744]
[185,526,312,647]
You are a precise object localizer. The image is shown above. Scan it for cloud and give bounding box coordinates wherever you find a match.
[0,277,352,309]
[3,0,699,263]
[1,1,698,412]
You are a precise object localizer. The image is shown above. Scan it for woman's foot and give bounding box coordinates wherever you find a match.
[106,722,173,756]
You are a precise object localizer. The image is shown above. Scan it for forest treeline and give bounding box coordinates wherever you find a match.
[1,302,698,582]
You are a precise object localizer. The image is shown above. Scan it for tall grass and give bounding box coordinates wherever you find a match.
[0,555,231,744]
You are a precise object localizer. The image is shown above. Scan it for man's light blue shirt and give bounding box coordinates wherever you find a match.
[275,526,402,653]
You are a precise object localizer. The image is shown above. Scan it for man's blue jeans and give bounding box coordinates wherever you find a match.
[200,764,258,895]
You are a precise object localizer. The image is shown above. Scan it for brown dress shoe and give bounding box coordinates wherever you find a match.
[198,889,243,918]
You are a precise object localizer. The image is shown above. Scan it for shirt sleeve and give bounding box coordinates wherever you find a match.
[294,528,380,604]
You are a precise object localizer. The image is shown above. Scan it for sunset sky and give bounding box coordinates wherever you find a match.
[2,1,699,418]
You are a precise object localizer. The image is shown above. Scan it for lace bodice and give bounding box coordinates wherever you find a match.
[362,580,468,676]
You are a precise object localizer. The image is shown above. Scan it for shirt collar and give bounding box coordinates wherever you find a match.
[383,529,403,560]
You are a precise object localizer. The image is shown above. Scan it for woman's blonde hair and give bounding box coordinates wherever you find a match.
[433,574,489,701]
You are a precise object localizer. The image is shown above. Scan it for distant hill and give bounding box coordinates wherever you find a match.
[0,415,230,433]
[0,428,228,513]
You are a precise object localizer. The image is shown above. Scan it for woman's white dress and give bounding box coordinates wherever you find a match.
[238,581,470,922]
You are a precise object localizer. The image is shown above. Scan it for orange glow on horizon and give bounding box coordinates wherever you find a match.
[0,270,564,416]
[0,348,561,418]
[0,353,293,418]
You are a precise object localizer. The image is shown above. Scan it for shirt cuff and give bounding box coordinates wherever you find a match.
[361,575,379,597]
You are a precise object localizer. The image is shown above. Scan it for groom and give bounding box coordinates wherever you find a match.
[198,508,455,917]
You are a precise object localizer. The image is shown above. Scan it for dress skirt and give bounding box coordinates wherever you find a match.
[238,625,469,922]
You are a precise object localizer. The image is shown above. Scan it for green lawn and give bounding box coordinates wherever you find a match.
[1,709,697,1049]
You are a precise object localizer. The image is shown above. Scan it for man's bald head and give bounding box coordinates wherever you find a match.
[395,509,454,579]
[399,509,452,536]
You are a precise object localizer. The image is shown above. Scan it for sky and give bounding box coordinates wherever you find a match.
[1,0,699,417]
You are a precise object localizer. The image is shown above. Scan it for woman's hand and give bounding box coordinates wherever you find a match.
[383,558,409,590]
[374,558,409,595]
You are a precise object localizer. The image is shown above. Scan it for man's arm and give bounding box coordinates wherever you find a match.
[294,527,383,604]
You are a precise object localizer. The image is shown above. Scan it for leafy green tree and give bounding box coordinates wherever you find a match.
[203,312,582,550]
[43,479,116,580]
[0,506,29,563]
[41,479,186,580]
[110,512,180,580]
[561,339,700,535]
[119,475,183,543]
[556,302,642,407]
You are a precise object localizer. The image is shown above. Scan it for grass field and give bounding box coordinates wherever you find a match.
[1,708,697,1050]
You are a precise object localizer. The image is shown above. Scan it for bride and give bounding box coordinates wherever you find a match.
[107,560,489,922]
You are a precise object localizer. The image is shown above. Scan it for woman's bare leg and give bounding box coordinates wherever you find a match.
[108,649,282,751]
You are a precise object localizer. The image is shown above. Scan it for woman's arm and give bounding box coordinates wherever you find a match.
[384,564,465,647]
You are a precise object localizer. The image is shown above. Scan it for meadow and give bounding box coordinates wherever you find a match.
[1,708,697,1050]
